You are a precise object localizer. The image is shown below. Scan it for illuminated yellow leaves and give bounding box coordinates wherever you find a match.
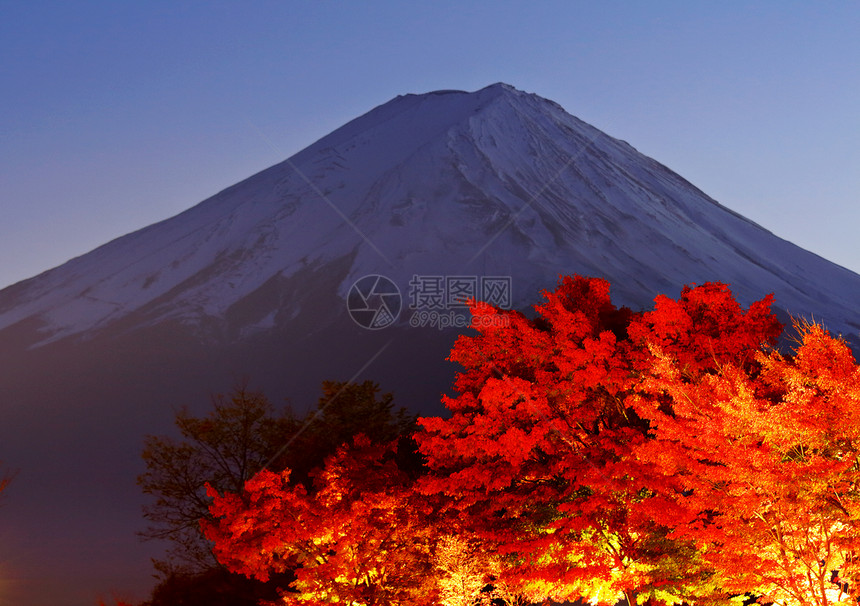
[205,438,440,604]
[205,276,860,606]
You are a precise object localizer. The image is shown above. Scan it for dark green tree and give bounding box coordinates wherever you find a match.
[138,379,416,604]
[284,380,417,486]
[138,386,298,573]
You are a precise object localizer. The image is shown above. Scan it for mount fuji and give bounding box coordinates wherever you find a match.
[3,83,858,352]
[1,83,859,605]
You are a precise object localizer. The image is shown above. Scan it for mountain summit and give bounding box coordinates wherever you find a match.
[1,84,859,605]
[1,82,858,350]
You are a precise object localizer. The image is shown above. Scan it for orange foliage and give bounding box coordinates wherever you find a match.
[642,321,860,606]
[206,276,860,606]
[204,435,439,605]
[421,276,785,605]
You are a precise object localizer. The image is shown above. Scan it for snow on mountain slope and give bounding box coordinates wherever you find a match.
[1,82,858,349]
[2,83,860,606]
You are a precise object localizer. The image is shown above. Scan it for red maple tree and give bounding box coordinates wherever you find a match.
[637,320,860,606]
[205,275,860,606]
[204,435,440,605]
[416,276,786,604]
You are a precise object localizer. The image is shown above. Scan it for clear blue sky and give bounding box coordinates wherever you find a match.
[2,1,858,291]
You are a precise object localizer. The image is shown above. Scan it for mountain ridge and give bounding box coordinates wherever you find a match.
[4,82,857,350]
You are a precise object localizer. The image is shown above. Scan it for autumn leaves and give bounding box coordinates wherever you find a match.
[205,276,860,606]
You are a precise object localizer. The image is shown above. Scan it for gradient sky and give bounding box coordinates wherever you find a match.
[1,1,858,292]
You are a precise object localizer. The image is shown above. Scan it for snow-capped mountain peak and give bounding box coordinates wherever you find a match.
[1,83,858,350]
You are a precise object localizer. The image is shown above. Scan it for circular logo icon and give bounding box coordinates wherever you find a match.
[346,274,402,330]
